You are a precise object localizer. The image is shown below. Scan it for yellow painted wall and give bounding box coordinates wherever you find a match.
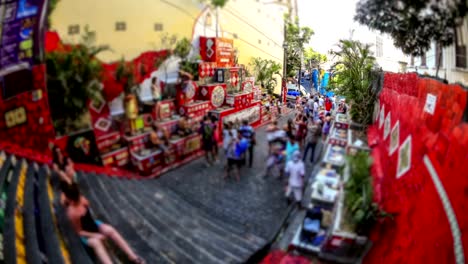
[50,0,287,92]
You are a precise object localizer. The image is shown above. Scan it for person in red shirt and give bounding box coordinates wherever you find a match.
[325,97,332,112]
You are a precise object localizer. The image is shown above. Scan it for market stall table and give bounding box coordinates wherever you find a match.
[322,145,346,168]
[130,148,163,176]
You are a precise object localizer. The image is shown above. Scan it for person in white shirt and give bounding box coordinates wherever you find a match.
[307,96,314,110]
[313,98,319,121]
[285,150,305,207]
[318,96,324,108]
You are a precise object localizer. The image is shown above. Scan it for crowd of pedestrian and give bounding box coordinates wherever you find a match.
[197,92,347,209]
[198,113,255,182]
[264,92,347,209]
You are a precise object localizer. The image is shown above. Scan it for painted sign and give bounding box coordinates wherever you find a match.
[223,105,261,125]
[397,135,411,178]
[384,112,391,140]
[424,93,437,115]
[200,37,234,67]
[389,121,400,155]
[0,0,47,99]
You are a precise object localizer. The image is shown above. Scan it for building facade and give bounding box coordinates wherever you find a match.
[408,18,468,86]
[349,24,409,73]
[50,0,288,68]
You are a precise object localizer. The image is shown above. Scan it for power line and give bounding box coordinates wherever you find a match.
[160,0,198,21]
[223,7,283,47]
[159,0,283,61]
[224,32,283,61]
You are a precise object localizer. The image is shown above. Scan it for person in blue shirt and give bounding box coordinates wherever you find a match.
[225,132,249,181]
[285,135,300,163]
[238,120,255,167]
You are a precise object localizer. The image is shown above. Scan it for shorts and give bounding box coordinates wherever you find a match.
[227,158,241,170]
[285,186,303,202]
[80,220,103,245]
[202,141,213,151]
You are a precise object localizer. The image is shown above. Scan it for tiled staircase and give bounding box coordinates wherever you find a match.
[0,152,268,263]
[78,172,267,263]
[0,152,92,264]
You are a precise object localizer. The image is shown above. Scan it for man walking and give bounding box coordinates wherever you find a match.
[303,118,321,163]
[239,120,256,167]
[285,151,305,209]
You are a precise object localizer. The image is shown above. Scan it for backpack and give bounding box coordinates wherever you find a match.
[235,139,249,158]
[203,124,213,140]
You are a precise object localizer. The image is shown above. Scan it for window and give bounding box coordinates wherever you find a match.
[376,36,383,57]
[421,53,427,67]
[435,44,443,68]
[154,23,163,32]
[115,21,126,31]
[68,25,80,35]
[455,25,466,68]
[455,45,467,68]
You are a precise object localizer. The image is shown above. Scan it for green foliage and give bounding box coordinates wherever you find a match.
[330,39,378,126]
[304,47,327,67]
[115,59,137,95]
[199,0,229,8]
[345,152,389,235]
[46,26,109,136]
[174,37,199,80]
[174,38,191,59]
[355,0,468,56]
[284,16,314,77]
[249,57,281,95]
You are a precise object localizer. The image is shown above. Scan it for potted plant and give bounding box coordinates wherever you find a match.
[344,152,390,235]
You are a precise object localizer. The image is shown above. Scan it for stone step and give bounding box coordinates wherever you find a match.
[78,173,171,263]
[99,175,227,264]
[38,167,69,264]
[23,165,42,264]
[147,176,255,237]
[3,159,24,263]
[0,156,12,194]
[121,177,266,254]
[85,173,195,263]
[106,176,255,263]
[157,173,282,241]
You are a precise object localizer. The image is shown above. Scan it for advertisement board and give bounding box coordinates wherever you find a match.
[199,37,234,68]
[0,0,47,99]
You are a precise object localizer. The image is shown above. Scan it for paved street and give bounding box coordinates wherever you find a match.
[157,115,296,240]
[79,112,324,263]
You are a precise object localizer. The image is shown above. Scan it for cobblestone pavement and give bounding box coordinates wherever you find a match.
[155,114,320,241]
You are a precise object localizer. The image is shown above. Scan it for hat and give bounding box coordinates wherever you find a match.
[340,98,345,102]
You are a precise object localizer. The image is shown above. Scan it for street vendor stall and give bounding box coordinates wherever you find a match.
[47,33,268,178]
[289,110,372,263]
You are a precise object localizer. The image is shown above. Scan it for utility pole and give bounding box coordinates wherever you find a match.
[282,23,287,104]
